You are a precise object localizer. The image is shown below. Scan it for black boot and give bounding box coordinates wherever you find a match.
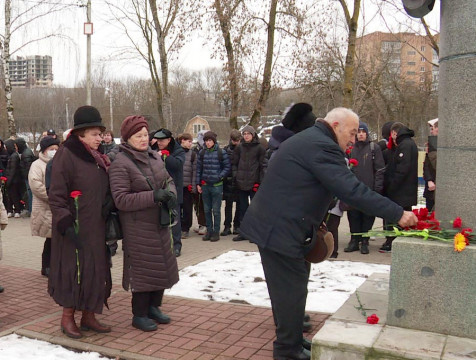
[360,239,369,254]
[344,240,360,252]
[220,227,231,236]
[132,316,157,332]
[148,306,171,324]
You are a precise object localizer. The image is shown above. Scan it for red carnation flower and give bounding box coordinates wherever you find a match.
[200,180,206,185]
[161,150,170,157]
[349,158,358,167]
[70,190,83,199]
[366,314,379,324]
[453,217,462,228]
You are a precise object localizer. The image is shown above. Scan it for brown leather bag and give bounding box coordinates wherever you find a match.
[304,222,335,263]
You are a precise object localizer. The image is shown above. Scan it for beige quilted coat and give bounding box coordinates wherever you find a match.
[0,189,8,260]
[28,152,52,238]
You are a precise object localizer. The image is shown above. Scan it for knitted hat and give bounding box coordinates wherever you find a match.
[121,115,149,142]
[40,136,60,153]
[282,103,317,134]
[203,131,217,143]
[358,122,369,135]
[241,125,256,136]
[153,128,173,139]
[73,106,105,131]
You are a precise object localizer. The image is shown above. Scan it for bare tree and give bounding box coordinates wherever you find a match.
[337,0,361,108]
[105,0,199,129]
[0,0,74,137]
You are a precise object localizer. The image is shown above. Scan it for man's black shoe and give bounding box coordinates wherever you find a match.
[303,314,310,322]
[274,348,310,360]
[233,227,240,235]
[220,227,232,236]
[210,233,220,242]
[302,337,312,350]
[360,243,369,254]
[232,234,247,241]
[378,244,392,253]
[202,233,211,241]
[344,240,360,252]
[302,321,312,332]
[174,248,181,257]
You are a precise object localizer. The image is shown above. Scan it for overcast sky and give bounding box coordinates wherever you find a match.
[4,0,440,87]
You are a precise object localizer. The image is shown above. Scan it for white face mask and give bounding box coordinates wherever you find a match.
[46,149,57,159]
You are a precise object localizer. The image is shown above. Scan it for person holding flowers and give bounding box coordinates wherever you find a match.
[48,106,112,339]
[240,108,417,360]
[153,128,185,257]
[109,116,179,332]
[344,122,385,254]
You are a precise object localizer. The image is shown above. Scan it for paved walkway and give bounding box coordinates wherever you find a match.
[0,214,391,359]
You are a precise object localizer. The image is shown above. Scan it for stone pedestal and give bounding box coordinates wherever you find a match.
[386,238,476,339]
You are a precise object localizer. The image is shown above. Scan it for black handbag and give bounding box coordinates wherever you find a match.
[122,151,177,228]
[105,211,123,241]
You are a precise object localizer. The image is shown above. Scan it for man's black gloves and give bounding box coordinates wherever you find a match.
[153,189,177,210]
[65,227,83,250]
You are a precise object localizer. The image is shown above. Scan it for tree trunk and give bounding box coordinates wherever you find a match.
[214,0,239,129]
[339,0,361,109]
[249,0,277,129]
[149,0,173,129]
[2,0,17,137]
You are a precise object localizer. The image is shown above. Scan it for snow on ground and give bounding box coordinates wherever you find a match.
[1,250,389,358]
[0,334,106,359]
[166,250,389,313]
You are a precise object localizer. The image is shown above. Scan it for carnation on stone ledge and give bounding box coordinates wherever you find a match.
[366,314,379,324]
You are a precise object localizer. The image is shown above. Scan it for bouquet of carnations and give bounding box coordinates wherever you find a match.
[357,208,474,252]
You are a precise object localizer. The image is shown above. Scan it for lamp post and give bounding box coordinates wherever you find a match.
[84,0,92,105]
[65,97,70,128]
[105,87,113,131]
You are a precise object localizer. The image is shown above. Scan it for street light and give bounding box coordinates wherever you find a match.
[402,0,435,18]
[105,87,113,131]
[65,97,71,128]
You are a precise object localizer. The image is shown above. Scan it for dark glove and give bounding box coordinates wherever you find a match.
[101,193,115,218]
[65,227,83,250]
[153,189,173,203]
[154,189,177,211]
[252,183,260,192]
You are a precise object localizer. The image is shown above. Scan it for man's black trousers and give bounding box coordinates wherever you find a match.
[259,246,308,357]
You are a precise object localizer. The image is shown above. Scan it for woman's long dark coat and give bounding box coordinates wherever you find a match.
[48,134,111,313]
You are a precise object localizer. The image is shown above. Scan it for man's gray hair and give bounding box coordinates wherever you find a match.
[324,107,359,125]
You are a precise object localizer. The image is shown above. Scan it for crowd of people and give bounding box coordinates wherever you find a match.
[0,102,438,360]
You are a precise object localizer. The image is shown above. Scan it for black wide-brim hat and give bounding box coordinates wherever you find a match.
[73,105,105,131]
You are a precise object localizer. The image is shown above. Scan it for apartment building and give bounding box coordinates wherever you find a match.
[8,55,53,88]
[356,32,439,91]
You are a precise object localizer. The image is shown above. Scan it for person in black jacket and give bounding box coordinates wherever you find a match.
[240,108,417,360]
[0,138,8,172]
[231,125,266,241]
[178,133,196,239]
[380,122,418,253]
[423,119,438,211]
[221,129,242,236]
[344,122,385,254]
[4,139,24,217]
[16,138,37,215]
[153,128,185,257]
